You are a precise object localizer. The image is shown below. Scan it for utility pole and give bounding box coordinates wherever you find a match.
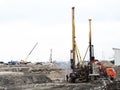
[49,49,52,63]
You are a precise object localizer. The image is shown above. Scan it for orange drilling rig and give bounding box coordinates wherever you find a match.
[69,7,116,83]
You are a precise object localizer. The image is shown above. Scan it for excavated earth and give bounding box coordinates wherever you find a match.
[0,63,120,90]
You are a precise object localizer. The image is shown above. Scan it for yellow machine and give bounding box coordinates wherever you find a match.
[70,7,89,82]
[70,7,83,70]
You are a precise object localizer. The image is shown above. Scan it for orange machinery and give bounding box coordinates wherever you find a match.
[89,59,116,80]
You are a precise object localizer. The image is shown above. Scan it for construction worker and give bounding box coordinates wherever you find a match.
[66,74,69,82]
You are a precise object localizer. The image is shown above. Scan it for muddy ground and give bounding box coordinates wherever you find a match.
[0,63,119,90]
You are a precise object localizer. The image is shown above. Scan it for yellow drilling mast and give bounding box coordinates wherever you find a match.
[72,7,76,70]
[70,7,83,71]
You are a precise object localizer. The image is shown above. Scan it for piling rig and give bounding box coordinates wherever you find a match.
[69,7,116,83]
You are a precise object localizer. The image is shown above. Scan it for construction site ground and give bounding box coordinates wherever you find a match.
[0,62,120,90]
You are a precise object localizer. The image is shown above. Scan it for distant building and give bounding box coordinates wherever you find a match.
[113,48,120,65]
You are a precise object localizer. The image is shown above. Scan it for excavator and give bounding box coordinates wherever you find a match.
[69,7,116,83]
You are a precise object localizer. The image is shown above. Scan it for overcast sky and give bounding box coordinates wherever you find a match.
[0,0,120,62]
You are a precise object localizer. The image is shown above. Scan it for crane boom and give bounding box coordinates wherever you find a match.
[25,42,38,61]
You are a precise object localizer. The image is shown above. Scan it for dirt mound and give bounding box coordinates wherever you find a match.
[0,74,52,87]
[102,61,115,67]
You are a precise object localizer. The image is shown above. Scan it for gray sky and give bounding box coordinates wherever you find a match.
[0,0,120,62]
